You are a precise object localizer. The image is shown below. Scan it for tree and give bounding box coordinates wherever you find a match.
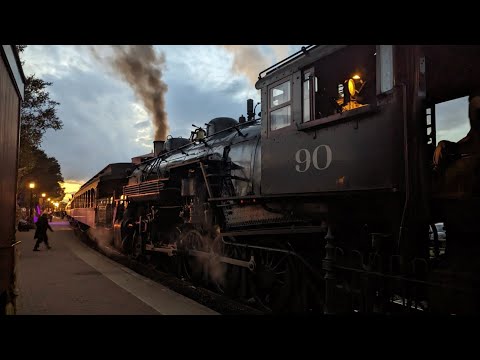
[16,46,65,210]
[17,148,65,207]
[16,46,63,172]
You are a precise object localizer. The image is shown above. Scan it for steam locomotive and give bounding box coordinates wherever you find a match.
[67,45,480,314]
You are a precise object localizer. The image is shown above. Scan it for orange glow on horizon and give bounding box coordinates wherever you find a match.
[60,180,85,203]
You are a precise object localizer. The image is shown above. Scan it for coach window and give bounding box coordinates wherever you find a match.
[269,79,292,131]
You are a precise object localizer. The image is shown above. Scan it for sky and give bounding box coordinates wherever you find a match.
[21,45,469,203]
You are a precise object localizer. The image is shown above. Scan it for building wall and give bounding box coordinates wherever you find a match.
[0,49,21,295]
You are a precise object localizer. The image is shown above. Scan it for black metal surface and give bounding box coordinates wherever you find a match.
[165,137,190,152]
[206,117,239,137]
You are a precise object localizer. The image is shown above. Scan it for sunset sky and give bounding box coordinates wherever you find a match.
[21,45,468,203]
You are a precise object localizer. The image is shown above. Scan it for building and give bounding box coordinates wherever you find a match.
[0,45,26,314]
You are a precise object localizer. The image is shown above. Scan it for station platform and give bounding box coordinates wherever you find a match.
[14,218,218,315]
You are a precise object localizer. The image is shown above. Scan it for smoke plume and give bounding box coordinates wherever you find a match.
[91,45,169,141]
[222,45,271,85]
[87,227,120,257]
[222,45,291,86]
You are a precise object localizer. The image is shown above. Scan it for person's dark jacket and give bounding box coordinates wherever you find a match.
[34,214,53,239]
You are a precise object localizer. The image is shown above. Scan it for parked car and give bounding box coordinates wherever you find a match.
[18,219,35,232]
[429,222,446,250]
[436,223,446,241]
[432,223,446,241]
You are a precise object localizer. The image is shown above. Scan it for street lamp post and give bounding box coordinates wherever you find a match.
[29,182,35,222]
[41,193,46,212]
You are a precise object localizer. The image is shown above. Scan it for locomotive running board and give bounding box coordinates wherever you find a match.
[220,226,326,237]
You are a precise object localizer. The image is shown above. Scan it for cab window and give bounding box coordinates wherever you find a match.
[269,79,292,131]
[302,45,377,124]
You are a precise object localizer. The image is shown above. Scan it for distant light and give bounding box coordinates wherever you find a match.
[29,182,35,189]
[47,198,51,201]
[42,193,46,197]
[352,74,361,80]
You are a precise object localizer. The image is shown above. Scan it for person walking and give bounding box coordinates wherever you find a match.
[33,212,54,251]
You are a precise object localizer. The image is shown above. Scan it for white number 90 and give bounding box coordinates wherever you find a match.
[295,145,332,172]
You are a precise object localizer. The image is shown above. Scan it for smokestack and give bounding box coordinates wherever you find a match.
[247,99,254,121]
[154,140,165,156]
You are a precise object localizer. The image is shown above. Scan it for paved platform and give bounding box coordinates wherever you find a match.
[15,218,218,315]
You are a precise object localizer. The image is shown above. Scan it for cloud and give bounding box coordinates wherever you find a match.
[156,45,265,101]
[165,78,248,137]
[60,180,84,203]
[134,120,150,129]
[37,64,153,180]
[221,45,270,86]
[22,45,96,80]
[221,45,299,86]
[436,97,470,143]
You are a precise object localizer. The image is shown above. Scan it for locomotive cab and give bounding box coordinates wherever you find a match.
[256,45,397,196]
